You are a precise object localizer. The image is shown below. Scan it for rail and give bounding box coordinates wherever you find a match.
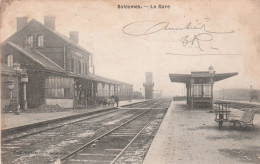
[110,108,164,164]
[60,109,152,162]
[61,100,170,163]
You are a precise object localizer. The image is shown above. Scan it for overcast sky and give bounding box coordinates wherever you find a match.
[1,0,260,96]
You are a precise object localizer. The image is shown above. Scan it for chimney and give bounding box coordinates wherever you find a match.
[44,16,55,30]
[16,17,28,31]
[69,31,79,44]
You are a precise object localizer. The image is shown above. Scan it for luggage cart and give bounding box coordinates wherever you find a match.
[214,101,231,128]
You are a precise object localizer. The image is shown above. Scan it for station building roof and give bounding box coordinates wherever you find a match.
[4,42,64,73]
[72,72,132,86]
[2,42,132,86]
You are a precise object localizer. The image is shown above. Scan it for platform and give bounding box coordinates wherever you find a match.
[143,101,260,164]
[1,99,146,130]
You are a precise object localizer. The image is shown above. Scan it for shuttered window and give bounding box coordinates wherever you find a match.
[71,58,74,72]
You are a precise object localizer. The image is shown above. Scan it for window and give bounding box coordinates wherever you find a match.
[203,84,211,97]
[104,84,108,97]
[71,58,74,72]
[27,35,34,47]
[85,62,88,75]
[45,75,74,98]
[37,35,44,47]
[193,84,204,97]
[110,85,114,96]
[82,62,84,75]
[7,54,13,67]
[77,61,81,74]
[79,61,82,74]
[193,85,199,97]
[97,83,103,97]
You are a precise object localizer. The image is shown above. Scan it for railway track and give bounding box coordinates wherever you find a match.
[2,99,171,164]
[2,100,154,142]
[2,109,119,143]
[123,99,170,109]
[2,110,146,163]
[61,100,170,164]
[122,100,155,108]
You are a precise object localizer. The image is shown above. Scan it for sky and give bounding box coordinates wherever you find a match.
[1,0,260,97]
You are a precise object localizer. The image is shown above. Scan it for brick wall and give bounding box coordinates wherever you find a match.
[9,21,66,68]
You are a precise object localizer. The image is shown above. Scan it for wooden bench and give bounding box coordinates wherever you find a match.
[229,109,258,128]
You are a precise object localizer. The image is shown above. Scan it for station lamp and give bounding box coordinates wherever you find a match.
[209,65,214,75]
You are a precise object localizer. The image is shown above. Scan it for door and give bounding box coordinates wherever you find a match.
[27,74,41,108]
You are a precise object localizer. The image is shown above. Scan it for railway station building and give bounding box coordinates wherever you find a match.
[1,16,133,110]
[169,66,238,108]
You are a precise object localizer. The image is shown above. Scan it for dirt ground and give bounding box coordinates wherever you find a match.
[143,101,260,164]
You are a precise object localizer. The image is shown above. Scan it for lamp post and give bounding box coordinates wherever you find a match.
[13,63,21,114]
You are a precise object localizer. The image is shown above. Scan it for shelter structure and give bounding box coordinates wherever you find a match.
[169,66,238,108]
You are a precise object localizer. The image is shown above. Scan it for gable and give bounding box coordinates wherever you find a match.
[6,19,91,56]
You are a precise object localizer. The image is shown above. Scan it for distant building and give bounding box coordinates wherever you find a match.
[1,16,132,110]
[214,88,260,101]
[143,72,154,99]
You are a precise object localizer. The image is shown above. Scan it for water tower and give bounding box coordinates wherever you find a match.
[143,72,154,99]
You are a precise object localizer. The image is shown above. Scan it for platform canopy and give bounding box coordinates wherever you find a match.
[169,68,238,108]
[169,72,238,84]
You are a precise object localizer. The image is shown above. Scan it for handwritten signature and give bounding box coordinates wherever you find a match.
[122,20,234,51]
